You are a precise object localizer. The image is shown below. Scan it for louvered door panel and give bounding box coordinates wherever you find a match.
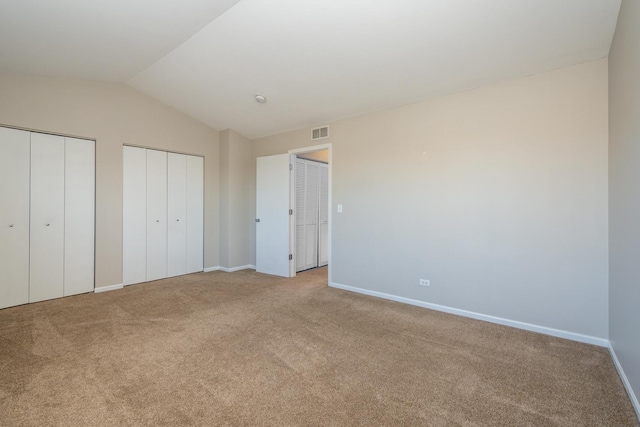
[304,163,319,269]
[318,164,329,267]
[295,160,306,271]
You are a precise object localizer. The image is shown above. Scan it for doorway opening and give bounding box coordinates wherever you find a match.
[289,144,331,284]
[254,143,332,284]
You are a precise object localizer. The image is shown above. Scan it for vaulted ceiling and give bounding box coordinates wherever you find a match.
[0,0,621,139]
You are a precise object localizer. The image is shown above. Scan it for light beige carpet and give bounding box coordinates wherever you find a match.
[0,267,637,426]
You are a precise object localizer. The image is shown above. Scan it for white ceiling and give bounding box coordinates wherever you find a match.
[0,0,241,81]
[1,0,621,139]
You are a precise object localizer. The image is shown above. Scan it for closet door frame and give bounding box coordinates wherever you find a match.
[289,153,332,273]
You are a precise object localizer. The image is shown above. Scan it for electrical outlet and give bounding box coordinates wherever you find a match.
[419,279,430,287]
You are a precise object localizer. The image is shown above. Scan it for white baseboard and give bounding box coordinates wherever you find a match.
[204,265,256,273]
[609,344,640,420]
[329,282,609,347]
[94,283,123,293]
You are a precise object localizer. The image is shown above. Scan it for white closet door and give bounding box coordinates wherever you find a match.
[0,127,30,309]
[167,153,187,277]
[295,160,306,272]
[304,162,319,270]
[295,159,320,272]
[64,137,95,296]
[318,164,329,267]
[123,146,147,285]
[186,155,204,274]
[146,149,168,281]
[30,133,65,303]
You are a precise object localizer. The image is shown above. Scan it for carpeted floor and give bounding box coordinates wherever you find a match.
[0,267,637,426]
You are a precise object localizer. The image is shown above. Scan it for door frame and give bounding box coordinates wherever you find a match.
[288,143,332,283]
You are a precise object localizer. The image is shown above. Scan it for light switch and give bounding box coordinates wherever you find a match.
[337,204,343,213]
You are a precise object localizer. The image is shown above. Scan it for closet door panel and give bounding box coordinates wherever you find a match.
[186,155,204,274]
[0,127,30,309]
[304,163,319,269]
[318,165,329,267]
[295,160,306,272]
[123,146,147,285]
[167,153,187,277]
[64,138,95,296]
[30,133,65,303]
[146,149,168,281]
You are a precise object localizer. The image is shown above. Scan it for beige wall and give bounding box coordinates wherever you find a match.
[219,129,254,268]
[297,149,329,163]
[609,0,640,413]
[252,59,609,339]
[0,73,220,289]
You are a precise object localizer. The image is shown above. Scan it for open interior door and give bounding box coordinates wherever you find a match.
[256,154,293,277]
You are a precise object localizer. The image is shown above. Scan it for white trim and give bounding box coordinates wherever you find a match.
[205,265,256,273]
[609,344,640,420]
[329,282,609,347]
[221,264,256,273]
[94,283,123,293]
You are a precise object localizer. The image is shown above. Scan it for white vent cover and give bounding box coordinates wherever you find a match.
[312,126,329,140]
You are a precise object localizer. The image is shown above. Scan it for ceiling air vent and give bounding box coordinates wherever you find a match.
[312,126,329,140]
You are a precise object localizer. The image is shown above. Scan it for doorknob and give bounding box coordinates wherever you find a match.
[46,223,50,227]
[9,224,14,228]
[255,218,261,222]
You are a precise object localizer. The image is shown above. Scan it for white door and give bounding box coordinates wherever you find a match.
[295,159,320,272]
[186,155,204,274]
[318,164,329,267]
[0,127,30,309]
[167,153,187,277]
[146,149,168,281]
[256,154,293,277]
[64,137,95,296]
[30,133,65,303]
[123,146,147,285]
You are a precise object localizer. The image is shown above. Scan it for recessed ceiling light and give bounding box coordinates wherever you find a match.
[255,94,267,103]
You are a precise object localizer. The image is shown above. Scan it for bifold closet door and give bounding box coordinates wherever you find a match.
[167,153,187,277]
[64,138,95,296]
[123,146,147,285]
[318,164,329,267]
[30,133,65,303]
[295,160,319,272]
[0,128,30,309]
[186,155,204,274]
[146,149,168,281]
[168,153,204,277]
